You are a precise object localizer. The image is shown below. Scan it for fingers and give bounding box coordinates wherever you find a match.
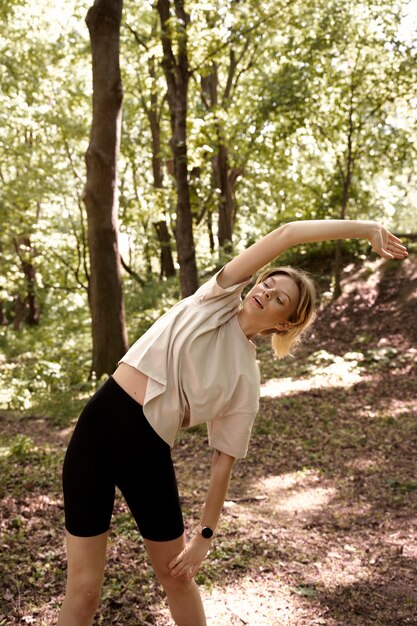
[168,550,182,570]
[168,538,209,579]
[386,242,408,258]
[378,246,407,260]
[388,232,405,244]
[168,550,198,579]
[375,232,408,259]
[387,233,408,257]
[170,560,198,579]
[169,551,185,577]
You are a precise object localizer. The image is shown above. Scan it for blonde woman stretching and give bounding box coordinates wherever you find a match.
[58,219,407,626]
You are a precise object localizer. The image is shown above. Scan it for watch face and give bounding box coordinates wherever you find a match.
[201,526,213,539]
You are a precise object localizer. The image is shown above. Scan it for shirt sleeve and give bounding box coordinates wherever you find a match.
[194,267,251,304]
[206,411,257,459]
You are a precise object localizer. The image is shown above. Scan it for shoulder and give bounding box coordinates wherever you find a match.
[193,266,252,303]
[214,264,252,290]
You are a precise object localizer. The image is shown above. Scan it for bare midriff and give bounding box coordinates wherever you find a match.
[112,362,148,406]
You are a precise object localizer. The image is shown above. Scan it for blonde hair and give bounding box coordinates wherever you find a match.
[255,266,317,358]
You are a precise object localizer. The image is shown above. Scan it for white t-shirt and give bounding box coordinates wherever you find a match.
[119,268,260,458]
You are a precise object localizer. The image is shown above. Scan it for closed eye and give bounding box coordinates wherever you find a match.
[264,281,282,304]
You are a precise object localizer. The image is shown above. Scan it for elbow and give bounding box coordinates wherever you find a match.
[221,450,236,463]
[277,221,297,245]
[213,449,235,470]
[219,451,236,473]
[270,221,298,252]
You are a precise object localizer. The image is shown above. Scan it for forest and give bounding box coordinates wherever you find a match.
[1,0,416,624]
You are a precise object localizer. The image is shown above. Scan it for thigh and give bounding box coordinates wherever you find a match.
[118,449,184,541]
[111,403,184,541]
[144,534,186,582]
[62,390,116,537]
[64,530,109,591]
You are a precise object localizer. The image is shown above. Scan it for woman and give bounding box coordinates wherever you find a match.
[58,219,407,626]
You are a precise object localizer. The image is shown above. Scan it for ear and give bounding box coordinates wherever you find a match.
[275,321,293,332]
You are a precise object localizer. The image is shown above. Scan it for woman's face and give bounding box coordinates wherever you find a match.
[242,274,300,333]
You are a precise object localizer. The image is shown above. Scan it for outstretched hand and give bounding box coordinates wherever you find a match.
[169,534,212,580]
[368,223,408,259]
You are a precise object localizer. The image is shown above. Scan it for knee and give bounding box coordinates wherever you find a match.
[156,568,195,596]
[65,578,102,621]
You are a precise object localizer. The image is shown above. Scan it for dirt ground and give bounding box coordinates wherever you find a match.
[1,256,416,625]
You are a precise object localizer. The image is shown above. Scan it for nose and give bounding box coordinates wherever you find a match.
[263,288,271,300]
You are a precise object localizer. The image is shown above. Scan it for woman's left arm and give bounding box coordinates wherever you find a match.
[169,450,235,580]
[218,219,408,288]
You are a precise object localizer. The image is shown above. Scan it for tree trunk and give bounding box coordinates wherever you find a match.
[13,236,39,326]
[84,0,128,378]
[0,299,5,325]
[213,143,235,252]
[153,220,176,278]
[333,90,355,300]
[147,53,175,279]
[333,176,350,299]
[201,65,242,254]
[13,296,26,330]
[207,209,215,253]
[156,0,198,297]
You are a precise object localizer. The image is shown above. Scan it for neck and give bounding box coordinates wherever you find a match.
[236,309,261,339]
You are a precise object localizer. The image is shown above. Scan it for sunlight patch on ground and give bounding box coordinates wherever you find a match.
[386,397,417,417]
[260,357,363,398]
[157,573,327,626]
[260,469,319,490]
[313,547,371,590]
[256,471,336,515]
[273,487,336,514]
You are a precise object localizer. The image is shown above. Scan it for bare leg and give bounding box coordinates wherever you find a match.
[144,534,207,626]
[57,531,108,626]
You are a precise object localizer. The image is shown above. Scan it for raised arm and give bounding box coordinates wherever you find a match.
[168,450,235,580]
[218,219,408,288]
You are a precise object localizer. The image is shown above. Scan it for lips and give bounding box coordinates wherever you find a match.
[253,296,264,309]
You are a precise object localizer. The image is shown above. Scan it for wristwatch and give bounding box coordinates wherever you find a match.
[197,524,214,539]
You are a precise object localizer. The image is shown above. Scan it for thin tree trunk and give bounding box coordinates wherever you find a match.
[213,143,235,252]
[148,53,175,279]
[13,236,39,326]
[154,220,176,278]
[0,240,6,325]
[201,64,242,254]
[156,0,198,297]
[333,179,350,300]
[13,296,26,330]
[207,209,215,253]
[333,83,355,300]
[84,0,128,378]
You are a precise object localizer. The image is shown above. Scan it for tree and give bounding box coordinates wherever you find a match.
[156,0,198,297]
[84,0,128,377]
[294,0,416,296]
[193,1,278,253]
[122,11,176,280]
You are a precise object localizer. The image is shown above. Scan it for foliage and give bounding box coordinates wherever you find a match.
[0,274,179,419]
[0,0,416,379]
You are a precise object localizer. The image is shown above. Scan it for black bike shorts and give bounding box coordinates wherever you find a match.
[62,376,184,541]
